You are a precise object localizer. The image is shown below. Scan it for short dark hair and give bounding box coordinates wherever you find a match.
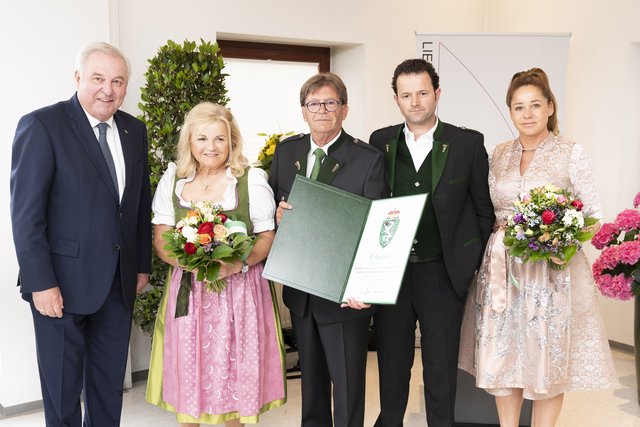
[299,72,348,106]
[506,67,559,134]
[391,59,439,94]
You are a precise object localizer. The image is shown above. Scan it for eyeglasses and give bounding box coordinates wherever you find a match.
[303,99,343,113]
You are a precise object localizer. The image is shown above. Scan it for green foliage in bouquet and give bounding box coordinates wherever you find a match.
[162,201,255,294]
[255,131,295,174]
[134,39,229,334]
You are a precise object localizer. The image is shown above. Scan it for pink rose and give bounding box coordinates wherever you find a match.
[556,195,567,204]
[571,200,584,211]
[213,224,229,242]
[541,210,556,225]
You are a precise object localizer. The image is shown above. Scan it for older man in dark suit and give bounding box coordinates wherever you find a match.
[10,42,151,426]
[269,72,388,427]
[370,59,495,427]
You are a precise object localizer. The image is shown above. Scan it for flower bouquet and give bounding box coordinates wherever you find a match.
[255,131,295,174]
[591,192,640,300]
[163,201,255,317]
[503,184,598,269]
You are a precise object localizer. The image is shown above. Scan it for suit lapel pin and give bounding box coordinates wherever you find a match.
[294,161,301,171]
[442,144,448,153]
[332,164,340,173]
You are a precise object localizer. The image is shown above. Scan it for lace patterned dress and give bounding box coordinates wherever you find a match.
[458,133,617,399]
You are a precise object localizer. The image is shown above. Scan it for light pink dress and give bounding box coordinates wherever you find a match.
[458,134,617,399]
[159,265,285,420]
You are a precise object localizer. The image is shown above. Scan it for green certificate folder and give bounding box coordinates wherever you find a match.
[262,175,427,304]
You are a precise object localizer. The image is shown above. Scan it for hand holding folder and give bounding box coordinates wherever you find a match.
[263,176,427,304]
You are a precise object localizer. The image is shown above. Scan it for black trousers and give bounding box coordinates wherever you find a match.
[30,277,133,427]
[374,260,465,427]
[291,308,370,427]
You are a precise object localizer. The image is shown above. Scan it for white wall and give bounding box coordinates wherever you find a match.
[2,0,637,409]
[116,0,487,142]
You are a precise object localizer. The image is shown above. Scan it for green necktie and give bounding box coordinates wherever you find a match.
[310,148,326,180]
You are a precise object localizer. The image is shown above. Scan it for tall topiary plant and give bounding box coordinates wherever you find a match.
[134,39,229,334]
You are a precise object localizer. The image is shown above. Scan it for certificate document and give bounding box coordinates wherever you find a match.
[262,176,427,304]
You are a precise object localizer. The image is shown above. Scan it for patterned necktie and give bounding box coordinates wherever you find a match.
[310,148,326,180]
[97,122,119,193]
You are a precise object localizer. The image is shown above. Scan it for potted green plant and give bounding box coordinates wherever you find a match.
[134,39,229,334]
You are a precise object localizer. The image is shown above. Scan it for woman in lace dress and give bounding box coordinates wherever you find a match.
[146,103,286,425]
[459,68,616,426]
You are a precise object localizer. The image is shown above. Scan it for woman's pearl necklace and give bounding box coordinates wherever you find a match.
[518,134,549,152]
[520,144,540,152]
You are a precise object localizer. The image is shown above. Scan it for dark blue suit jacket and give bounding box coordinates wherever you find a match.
[10,94,152,314]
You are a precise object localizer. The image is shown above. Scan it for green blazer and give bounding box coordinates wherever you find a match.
[369,121,495,297]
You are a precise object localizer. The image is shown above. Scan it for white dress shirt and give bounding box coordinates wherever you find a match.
[403,118,439,171]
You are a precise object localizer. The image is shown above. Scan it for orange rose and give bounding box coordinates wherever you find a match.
[198,233,212,245]
[186,210,200,225]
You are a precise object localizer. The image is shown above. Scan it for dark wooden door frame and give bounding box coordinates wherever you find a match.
[217,39,330,72]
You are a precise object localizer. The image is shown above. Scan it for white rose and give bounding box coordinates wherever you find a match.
[181,225,198,243]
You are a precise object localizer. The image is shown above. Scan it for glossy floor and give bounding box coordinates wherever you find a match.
[2,349,638,426]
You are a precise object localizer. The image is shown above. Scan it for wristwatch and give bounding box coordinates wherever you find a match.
[241,260,249,274]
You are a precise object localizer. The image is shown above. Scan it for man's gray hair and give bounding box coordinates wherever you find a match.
[75,41,131,77]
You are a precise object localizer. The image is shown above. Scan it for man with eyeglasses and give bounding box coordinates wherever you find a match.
[369,59,494,427]
[268,72,388,426]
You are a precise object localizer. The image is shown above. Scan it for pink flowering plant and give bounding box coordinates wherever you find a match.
[503,184,597,269]
[591,192,640,300]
